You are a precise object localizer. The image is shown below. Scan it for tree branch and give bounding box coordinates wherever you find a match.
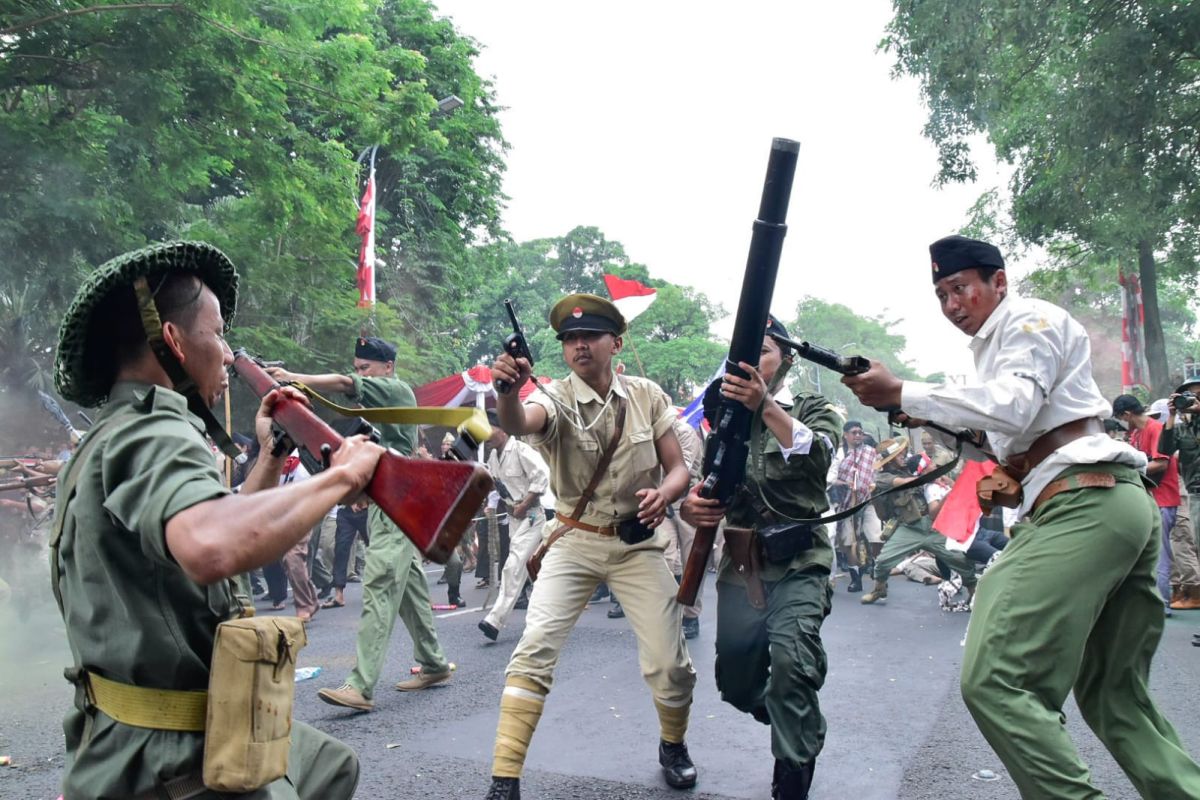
[0,3,182,37]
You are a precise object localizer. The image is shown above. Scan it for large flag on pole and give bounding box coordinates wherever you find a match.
[1118,268,1147,391]
[356,163,377,308]
[603,274,657,322]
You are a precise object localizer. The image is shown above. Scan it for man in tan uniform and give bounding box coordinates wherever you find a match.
[485,293,696,800]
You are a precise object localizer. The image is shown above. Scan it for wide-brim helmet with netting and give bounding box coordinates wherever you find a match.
[54,241,239,407]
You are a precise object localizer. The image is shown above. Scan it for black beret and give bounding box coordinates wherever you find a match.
[929,235,1005,284]
[355,336,396,363]
[765,313,790,342]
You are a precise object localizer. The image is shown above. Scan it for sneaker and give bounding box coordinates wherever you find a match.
[395,667,452,692]
[317,684,373,711]
[479,620,499,641]
[588,584,611,604]
[682,617,700,640]
[607,601,625,619]
[476,578,490,589]
[347,573,361,583]
[485,776,520,800]
[449,594,465,608]
[659,739,698,789]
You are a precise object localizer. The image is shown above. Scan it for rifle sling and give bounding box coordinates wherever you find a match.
[527,391,628,577]
[289,382,486,429]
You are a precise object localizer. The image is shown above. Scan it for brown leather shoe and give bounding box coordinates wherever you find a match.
[395,668,452,692]
[1170,587,1200,610]
[317,684,373,711]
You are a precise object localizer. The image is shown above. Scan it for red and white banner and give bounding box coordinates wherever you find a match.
[603,273,657,322]
[1118,268,1147,392]
[355,165,376,308]
[932,460,996,544]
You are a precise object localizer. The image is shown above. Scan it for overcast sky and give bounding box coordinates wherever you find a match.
[434,1,1021,379]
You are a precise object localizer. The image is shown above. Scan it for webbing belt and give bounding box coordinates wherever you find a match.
[288,382,492,441]
[86,671,208,732]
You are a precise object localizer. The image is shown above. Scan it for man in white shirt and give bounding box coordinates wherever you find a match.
[842,235,1200,799]
[479,413,550,642]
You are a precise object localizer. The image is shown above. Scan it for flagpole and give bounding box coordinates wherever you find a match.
[625,333,648,378]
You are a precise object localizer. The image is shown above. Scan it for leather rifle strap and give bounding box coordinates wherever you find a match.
[527,393,628,580]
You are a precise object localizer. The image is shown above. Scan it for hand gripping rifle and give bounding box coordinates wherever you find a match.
[677,138,800,606]
[232,350,494,563]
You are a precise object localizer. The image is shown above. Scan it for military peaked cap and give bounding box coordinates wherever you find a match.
[550,293,627,340]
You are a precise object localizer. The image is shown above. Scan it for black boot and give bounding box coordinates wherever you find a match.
[485,776,520,799]
[771,759,814,800]
[847,567,862,593]
[659,740,698,789]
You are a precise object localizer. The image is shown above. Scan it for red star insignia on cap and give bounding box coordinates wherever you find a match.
[932,261,939,273]
[572,306,583,318]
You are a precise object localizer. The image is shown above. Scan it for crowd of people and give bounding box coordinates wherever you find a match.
[7,233,1200,800]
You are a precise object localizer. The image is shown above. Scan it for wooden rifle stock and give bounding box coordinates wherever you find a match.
[0,474,56,493]
[676,523,716,607]
[232,350,493,563]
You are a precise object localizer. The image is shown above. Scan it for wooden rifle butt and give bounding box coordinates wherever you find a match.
[676,524,718,606]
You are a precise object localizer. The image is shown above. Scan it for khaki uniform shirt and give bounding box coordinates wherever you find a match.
[719,392,841,583]
[486,437,551,512]
[347,374,417,455]
[54,382,233,798]
[525,372,676,527]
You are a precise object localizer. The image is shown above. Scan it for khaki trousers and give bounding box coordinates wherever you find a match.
[1170,489,1200,589]
[661,503,701,619]
[282,532,318,618]
[506,527,696,706]
[347,507,449,698]
[483,512,544,631]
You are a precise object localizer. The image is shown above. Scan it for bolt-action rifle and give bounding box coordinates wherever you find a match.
[232,350,493,563]
[677,137,800,607]
[0,474,56,493]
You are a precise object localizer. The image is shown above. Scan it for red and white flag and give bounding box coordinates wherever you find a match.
[355,165,376,307]
[1118,268,1147,391]
[602,274,657,322]
[932,460,996,544]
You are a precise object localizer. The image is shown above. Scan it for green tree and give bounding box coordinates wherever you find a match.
[884,0,1200,395]
[787,297,924,438]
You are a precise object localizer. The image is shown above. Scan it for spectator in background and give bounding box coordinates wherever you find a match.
[1113,394,1180,616]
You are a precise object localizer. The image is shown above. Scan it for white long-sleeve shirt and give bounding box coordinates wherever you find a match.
[900,293,1145,516]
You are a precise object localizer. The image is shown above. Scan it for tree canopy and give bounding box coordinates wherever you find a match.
[884,0,1200,395]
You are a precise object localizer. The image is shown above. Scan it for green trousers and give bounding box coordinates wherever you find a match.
[871,517,977,587]
[962,463,1200,799]
[714,567,832,769]
[347,507,448,699]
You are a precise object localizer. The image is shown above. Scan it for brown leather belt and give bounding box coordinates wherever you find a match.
[1004,418,1105,481]
[555,512,617,536]
[1032,471,1118,511]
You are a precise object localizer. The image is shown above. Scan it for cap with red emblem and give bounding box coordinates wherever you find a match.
[549,293,627,340]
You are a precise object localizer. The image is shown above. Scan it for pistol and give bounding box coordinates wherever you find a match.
[497,299,534,394]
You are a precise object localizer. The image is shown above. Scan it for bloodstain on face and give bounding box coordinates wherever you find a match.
[934,268,1007,336]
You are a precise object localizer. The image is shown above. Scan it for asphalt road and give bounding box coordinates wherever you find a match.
[3,565,1199,800]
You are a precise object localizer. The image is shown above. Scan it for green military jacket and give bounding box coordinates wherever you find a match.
[717,392,841,585]
[1161,416,1200,493]
[873,467,928,526]
[347,373,417,455]
[54,382,232,798]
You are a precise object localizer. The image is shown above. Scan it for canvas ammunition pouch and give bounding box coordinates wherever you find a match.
[202,615,307,792]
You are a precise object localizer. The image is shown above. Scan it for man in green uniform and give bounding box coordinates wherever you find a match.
[51,241,378,799]
[860,438,977,605]
[485,293,695,800]
[843,234,1200,799]
[268,338,454,711]
[681,316,840,800]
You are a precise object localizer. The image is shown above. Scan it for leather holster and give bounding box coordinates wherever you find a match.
[724,526,767,610]
[977,466,1023,514]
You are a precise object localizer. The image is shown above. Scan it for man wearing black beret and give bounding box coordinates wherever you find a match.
[269,336,455,711]
[842,235,1200,797]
